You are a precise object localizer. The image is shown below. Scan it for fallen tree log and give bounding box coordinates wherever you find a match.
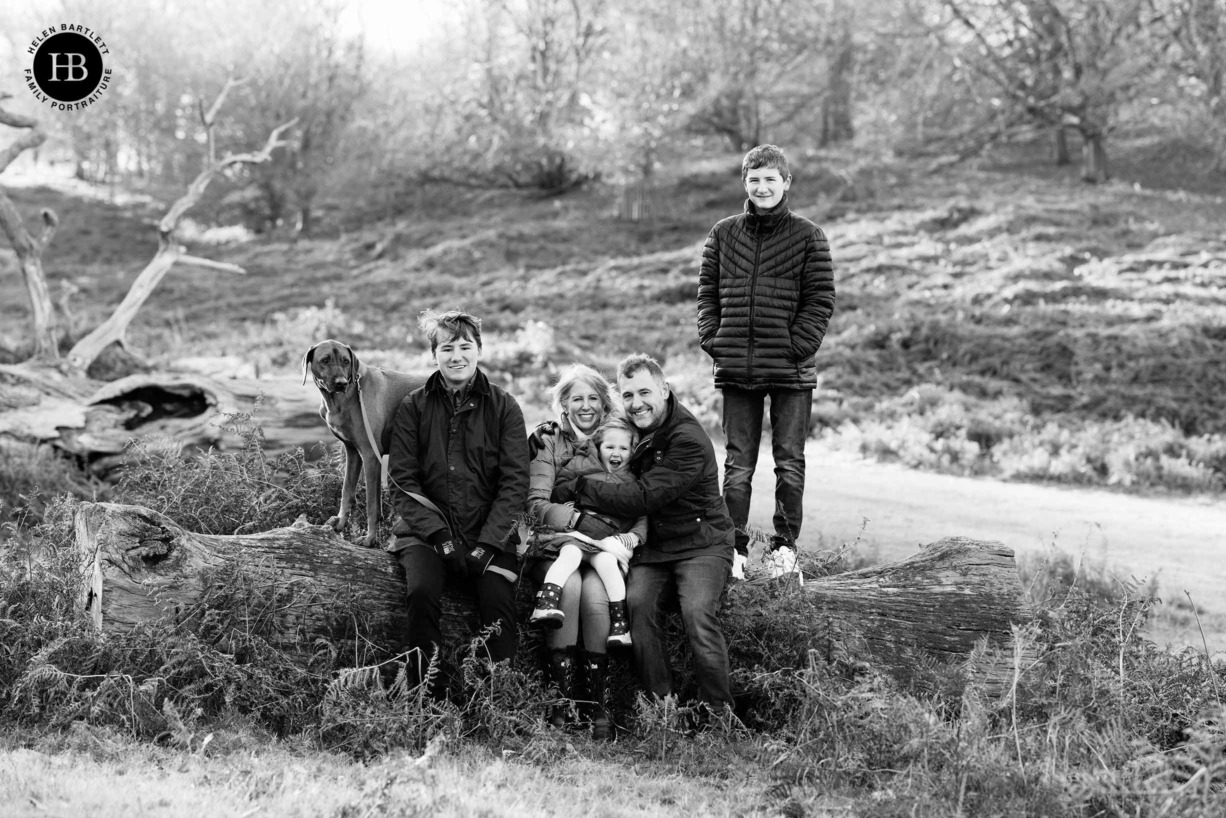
[0,364,238,476]
[73,502,1030,693]
[73,501,476,654]
[733,537,1033,697]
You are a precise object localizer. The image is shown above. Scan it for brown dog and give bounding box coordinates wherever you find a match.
[302,339,426,547]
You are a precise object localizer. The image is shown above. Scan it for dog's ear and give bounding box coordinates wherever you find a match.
[301,344,319,386]
[345,344,360,378]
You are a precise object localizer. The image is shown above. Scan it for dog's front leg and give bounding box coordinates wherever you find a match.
[328,442,363,534]
[360,454,384,548]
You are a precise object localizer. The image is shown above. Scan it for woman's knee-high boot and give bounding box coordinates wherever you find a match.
[546,647,576,728]
[584,651,612,741]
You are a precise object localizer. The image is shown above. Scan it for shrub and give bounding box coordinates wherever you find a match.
[0,441,100,528]
[116,410,343,536]
[822,386,1226,493]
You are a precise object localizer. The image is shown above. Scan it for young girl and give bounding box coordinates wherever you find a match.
[529,417,645,647]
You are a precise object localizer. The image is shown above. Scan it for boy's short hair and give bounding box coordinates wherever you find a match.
[550,363,616,420]
[741,144,791,182]
[617,353,666,387]
[593,416,640,451]
[419,309,482,354]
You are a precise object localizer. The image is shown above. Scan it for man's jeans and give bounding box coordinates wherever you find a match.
[398,544,518,674]
[626,555,733,708]
[721,386,812,554]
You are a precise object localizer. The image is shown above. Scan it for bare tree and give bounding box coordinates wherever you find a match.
[66,79,295,372]
[237,3,366,234]
[1154,0,1226,170]
[446,0,607,190]
[661,0,849,151]
[0,94,59,359]
[942,0,1152,183]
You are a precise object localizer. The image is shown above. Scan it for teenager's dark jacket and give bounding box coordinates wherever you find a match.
[565,394,733,565]
[386,369,529,554]
[697,195,836,390]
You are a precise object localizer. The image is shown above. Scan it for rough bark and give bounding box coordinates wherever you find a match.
[781,536,1030,694]
[73,502,1030,690]
[0,94,59,359]
[74,502,475,654]
[0,365,238,476]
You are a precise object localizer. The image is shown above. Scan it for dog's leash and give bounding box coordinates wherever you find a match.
[354,370,392,491]
[357,372,517,582]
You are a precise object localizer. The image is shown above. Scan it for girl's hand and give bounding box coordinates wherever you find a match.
[595,536,634,570]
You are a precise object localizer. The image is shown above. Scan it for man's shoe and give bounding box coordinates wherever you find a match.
[731,551,747,581]
[768,545,803,583]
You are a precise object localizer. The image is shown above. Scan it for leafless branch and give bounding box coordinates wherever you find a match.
[178,254,246,274]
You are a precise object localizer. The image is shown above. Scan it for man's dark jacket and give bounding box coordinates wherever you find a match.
[697,196,836,390]
[386,368,529,554]
[570,394,733,564]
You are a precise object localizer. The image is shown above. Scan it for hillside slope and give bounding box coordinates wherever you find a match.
[3,149,1225,496]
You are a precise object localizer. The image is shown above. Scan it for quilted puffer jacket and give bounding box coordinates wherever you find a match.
[697,195,835,389]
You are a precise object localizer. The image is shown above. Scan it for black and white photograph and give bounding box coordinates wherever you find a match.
[2,1,1225,815]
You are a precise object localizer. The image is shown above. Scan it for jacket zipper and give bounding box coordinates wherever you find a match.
[747,225,762,379]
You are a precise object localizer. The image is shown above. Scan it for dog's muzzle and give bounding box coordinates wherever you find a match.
[316,377,352,395]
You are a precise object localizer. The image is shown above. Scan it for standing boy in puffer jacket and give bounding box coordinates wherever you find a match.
[697,144,836,580]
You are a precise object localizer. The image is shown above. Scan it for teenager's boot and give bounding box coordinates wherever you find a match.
[606,600,631,648]
[584,651,613,741]
[529,582,565,629]
[546,647,576,729]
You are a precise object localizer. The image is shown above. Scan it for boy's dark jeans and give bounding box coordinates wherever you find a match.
[720,386,813,554]
[398,543,518,670]
[626,555,733,708]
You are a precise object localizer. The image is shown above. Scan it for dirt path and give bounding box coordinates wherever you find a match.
[740,441,1226,614]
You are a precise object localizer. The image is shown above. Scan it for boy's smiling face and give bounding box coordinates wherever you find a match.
[434,331,481,389]
[743,165,791,210]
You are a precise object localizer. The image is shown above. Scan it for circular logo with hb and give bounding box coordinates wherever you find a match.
[30,31,106,103]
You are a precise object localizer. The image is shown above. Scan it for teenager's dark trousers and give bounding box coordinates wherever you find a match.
[626,555,733,708]
[397,544,518,667]
[720,386,812,554]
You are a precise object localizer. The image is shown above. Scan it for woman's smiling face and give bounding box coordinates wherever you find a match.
[565,386,605,434]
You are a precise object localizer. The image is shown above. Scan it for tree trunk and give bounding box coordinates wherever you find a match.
[820,25,856,146]
[1053,124,1071,166]
[1,207,59,358]
[779,536,1030,695]
[0,99,59,359]
[615,180,656,222]
[73,502,1030,691]
[0,365,238,476]
[73,502,475,655]
[1081,131,1109,183]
